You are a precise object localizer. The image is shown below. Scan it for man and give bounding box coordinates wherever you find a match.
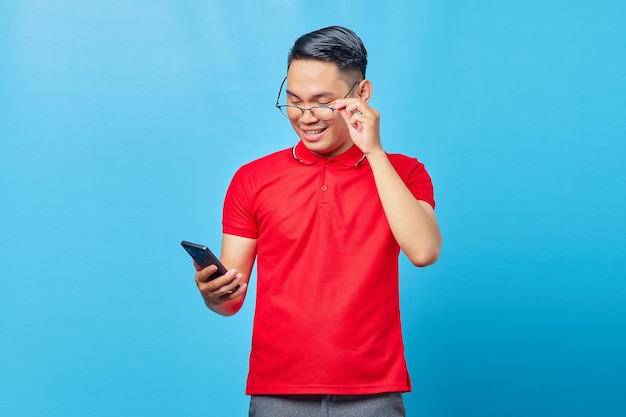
[194,26,441,417]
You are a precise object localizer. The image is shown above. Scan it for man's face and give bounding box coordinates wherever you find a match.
[285,59,357,158]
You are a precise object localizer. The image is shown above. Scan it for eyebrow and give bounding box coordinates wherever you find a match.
[285,89,336,101]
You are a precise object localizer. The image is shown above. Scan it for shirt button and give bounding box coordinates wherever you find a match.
[321,185,328,191]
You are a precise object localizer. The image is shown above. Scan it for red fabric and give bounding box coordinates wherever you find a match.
[222,141,435,395]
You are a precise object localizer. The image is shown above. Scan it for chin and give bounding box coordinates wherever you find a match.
[303,140,334,155]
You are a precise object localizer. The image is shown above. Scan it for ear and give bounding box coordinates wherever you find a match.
[357,79,373,103]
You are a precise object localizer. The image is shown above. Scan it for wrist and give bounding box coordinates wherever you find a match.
[364,148,386,159]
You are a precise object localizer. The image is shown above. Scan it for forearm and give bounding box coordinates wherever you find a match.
[195,234,257,316]
[366,150,442,266]
[211,234,256,316]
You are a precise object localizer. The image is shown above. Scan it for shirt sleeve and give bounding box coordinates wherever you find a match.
[222,166,259,239]
[391,155,436,209]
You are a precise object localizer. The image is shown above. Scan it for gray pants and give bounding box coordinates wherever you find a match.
[249,393,406,417]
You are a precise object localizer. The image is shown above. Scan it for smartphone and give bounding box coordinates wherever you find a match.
[181,240,229,281]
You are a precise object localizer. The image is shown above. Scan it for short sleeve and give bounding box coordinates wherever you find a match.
[222,167,259,239]
[390,155,435,209]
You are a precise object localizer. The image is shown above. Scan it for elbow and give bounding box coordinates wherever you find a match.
[406,243,441,267]
[206,296,245,317]
[217,309,239,317]
[210,304,242,317]
[409,251,439,267]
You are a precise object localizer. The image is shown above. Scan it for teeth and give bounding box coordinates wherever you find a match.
[306,129,324,135]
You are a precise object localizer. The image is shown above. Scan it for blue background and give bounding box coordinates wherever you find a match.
[1,1,625,416]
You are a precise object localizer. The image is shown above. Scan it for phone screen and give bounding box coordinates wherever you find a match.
[181,240,228,280]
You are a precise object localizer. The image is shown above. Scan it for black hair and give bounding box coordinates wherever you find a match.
[287,26,368,79]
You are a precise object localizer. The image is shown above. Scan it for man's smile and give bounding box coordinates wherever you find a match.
[301,127,328,140]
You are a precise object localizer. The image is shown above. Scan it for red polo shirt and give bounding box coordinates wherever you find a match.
[222,141,435,395]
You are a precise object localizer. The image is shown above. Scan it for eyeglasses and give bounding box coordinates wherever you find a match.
[275,77,361,121]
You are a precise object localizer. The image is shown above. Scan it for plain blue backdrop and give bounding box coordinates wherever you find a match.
[1,1,625,416]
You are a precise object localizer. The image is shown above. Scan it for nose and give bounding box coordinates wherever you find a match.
[299,108,320,123]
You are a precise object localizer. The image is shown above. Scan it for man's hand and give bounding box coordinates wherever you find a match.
[334,97,382,155]
[194,261,247,309]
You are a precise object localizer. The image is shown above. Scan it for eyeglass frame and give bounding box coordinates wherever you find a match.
[275,77,361,120]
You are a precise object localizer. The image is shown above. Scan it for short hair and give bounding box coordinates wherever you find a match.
[287,26,368,79]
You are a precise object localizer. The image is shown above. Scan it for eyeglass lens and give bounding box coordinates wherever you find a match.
[276,79,360,121]
[280,106,334,120]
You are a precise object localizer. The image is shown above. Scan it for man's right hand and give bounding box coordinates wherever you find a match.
[194,262,246,309]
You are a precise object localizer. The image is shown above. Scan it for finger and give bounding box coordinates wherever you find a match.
[196,264,219,283]
[338,108,360,130]
[333,98,347,110]
[225,275,247,296]
[336,99,357,114]
[197,269,232,298]
[227,282,248,298]
[208,268,240,290]
[344,98,371,113]
[338,108,352,125]
[348,111,369,130]
[213,271,244,297]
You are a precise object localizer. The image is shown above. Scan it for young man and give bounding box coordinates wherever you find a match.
[194,26,441,417]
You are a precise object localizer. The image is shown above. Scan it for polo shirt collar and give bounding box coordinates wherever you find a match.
[292,140,366,167]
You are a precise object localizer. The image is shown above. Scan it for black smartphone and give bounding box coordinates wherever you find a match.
[181,240,228,281]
